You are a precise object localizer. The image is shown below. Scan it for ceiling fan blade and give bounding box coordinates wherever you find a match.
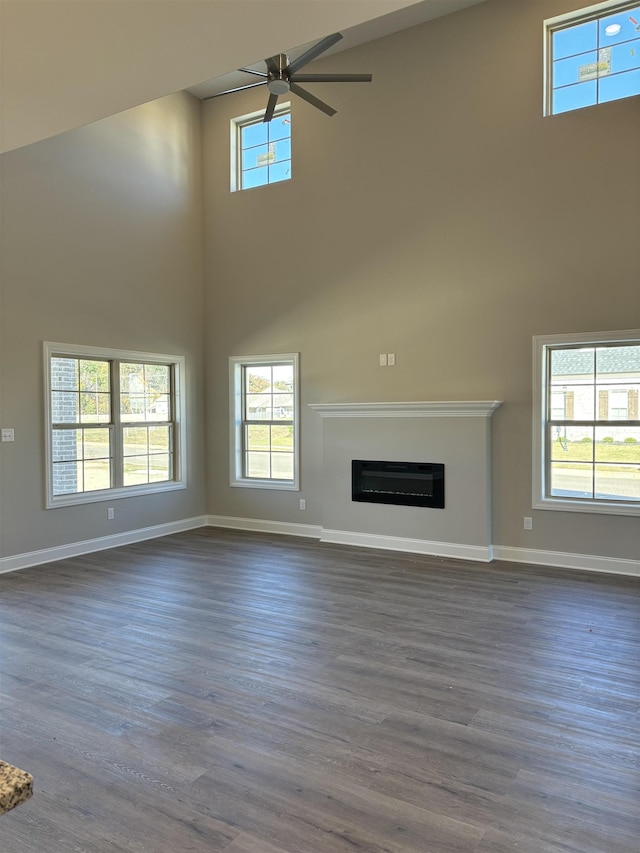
[291,73,372,83]
[263,93,279,123]
[265,55,279,74]
[287,32,343,74]
[239,68,268,78]
[290,82,336,117]
[203,80,267,100]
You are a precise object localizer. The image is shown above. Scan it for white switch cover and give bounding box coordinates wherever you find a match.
[1,428,14,442]
[379,354,387,366]
[387,353,396,366]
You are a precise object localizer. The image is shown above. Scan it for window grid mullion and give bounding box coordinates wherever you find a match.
[553,64,640,93]
[112,360,122,489]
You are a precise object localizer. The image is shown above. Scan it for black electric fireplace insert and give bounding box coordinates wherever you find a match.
[352,460,445,509]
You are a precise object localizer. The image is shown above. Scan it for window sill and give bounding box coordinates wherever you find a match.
[47,480,186,509]
[231,478,298,492]
[533,495,640,517]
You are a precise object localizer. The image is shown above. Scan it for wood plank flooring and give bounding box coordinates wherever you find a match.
[0,527,638,852]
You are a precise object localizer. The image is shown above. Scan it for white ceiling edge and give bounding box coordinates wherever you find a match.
[188,0,488,100]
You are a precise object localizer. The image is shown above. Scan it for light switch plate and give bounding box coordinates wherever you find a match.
[1,428,14,442]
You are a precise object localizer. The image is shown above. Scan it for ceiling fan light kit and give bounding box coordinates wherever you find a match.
[204,32,372,121]
[267,70,291,96]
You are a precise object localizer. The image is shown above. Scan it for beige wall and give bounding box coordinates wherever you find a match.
[0,93,206,558]
[202,0,640,561]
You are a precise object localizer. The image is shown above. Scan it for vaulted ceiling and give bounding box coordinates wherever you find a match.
[0,0,486,154]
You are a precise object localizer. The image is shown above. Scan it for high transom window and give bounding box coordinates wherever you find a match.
[545,1,640,115]
[232,106,291,191]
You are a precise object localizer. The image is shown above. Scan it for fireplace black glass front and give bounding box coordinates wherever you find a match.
[352,460,445,509]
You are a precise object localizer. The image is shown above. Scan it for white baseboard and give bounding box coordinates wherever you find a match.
[492,545,640,577]
[320,528,494,562]
[207,516,492,562]
[0,516,209,575]
[208,516,638,575]
[207,514,321,540]
[2,514,637,577]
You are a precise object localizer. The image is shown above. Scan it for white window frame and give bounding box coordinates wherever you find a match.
[532,329,640,516]
[229,353,300,490]
[230,103,291,192]
[44,342,187,508]
[544,0,640,116]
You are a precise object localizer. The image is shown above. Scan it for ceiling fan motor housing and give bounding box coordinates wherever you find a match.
[267,76,291,95]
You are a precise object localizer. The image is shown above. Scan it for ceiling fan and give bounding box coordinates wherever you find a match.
[204,32,372,121]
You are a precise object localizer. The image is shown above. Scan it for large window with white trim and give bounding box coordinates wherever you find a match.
[44,343,186,507]
[229,353,299,490]
[533,330,640,515]
[545,1,640,115]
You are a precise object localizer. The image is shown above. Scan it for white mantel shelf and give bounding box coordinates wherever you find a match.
[308,401,503,418]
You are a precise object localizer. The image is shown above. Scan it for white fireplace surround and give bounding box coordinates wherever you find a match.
[309,400,502,563]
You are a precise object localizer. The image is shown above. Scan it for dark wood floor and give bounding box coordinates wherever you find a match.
[0,527,638,852]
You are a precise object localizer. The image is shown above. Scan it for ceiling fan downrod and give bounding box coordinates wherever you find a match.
[267,54,291,96]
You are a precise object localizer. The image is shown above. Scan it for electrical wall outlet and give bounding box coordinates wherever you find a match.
[107,507,115,520]
[1,428,15,442]
[523,516,533,530]
[299,499,306,510]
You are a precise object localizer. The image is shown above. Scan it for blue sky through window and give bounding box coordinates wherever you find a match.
[549,3,640,114]
[240,111,291,190]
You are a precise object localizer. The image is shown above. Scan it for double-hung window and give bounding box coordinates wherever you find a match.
[545,1,640,115]
[44,342,186,507]
[229,354,299,489]
[533,330,640,515]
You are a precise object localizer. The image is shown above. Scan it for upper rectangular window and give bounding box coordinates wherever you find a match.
[231,105,291,191]
[533,330,640,515]
[229,353,299,490]
[545,1,640,115]
[44,343,186,508]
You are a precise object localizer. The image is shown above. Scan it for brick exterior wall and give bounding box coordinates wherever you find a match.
[51,358,79,495]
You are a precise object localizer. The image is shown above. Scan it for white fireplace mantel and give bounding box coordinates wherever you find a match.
[308,401,502,418]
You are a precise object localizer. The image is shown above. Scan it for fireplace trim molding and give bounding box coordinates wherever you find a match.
[308,401,502,418]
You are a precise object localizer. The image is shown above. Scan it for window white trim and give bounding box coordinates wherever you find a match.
[532,329,640,516]
[230,103,291,192]
[44,342,187,508]
[229,353,300,490]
